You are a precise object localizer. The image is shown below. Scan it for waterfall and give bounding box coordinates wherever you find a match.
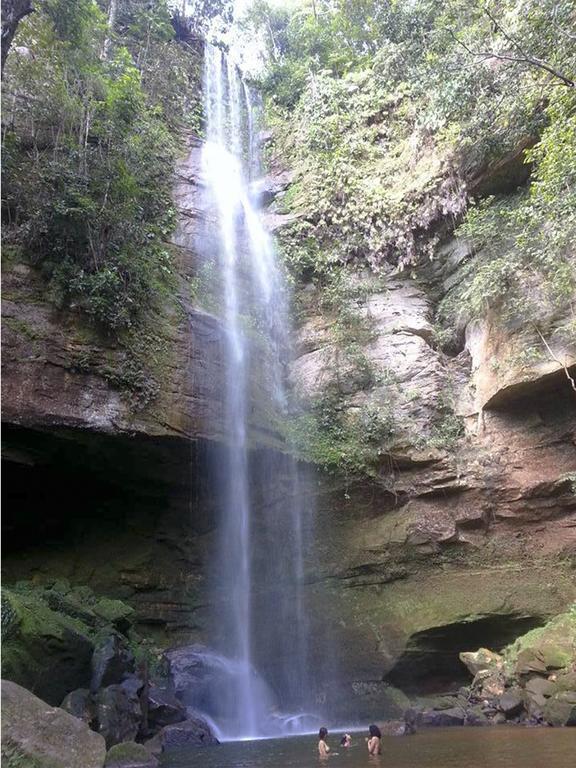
[197,42,314,740]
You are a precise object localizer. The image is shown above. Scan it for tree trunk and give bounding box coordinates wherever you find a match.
[102,0,118,59]
[1,0,34,77]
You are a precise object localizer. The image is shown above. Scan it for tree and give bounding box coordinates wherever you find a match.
[1,0,34,75]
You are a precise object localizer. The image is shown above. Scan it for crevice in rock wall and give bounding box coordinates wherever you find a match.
[1,424,224,645]
[384,615,545,694]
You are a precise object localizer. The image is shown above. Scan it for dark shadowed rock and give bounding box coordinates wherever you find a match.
[524,676,554,712]
[498,688,524,717]
[543,691,576,727]
[161,715,219,749]
[105,741,159,768]
[415,707,466,727]
[1,587,95,705]
[465,705,491,726]
[121,674,145,700]
[61,687,95,725]
[162,644,207,696]
[1,679,106,768]
[91,634,136,692]
[146,684,187,729]
[95,684,142,748]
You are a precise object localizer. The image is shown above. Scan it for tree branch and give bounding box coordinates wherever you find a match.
[533,326,576,397]
[1,0,34,77]
[448,8,575,89]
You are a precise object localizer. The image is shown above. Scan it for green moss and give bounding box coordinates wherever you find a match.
[1,742,57,768]
[93,598,135,626]
[505,606,576,669]
[340,566,576,654]
[2,317,43,342]
[104,742,151,767]
[0,582,142,705]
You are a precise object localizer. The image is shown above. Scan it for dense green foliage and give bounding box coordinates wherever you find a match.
[2,0,202,330]
[246,0,575,315]
[243,0,575,471]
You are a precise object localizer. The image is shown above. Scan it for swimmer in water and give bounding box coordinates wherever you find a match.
[340,734,352,747]
[318,727,330,757]
[366,724,382,755]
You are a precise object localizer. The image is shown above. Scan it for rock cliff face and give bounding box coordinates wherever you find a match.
[2,132,576,710]
[283,184,576,700]
[3,140,230,645]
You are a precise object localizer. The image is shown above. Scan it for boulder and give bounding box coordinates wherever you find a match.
[121,674,145,700]
[460,648,503,676]
[515,649,547,676]
[162,645,209,699]
[146,684,187,729]
[549,669,576,695]
[498,688,524,718]
[524,676,554,712]
[161,716,219,749]
[525,676,554,699]
[1,588,95,705]
[95,684,142,748]
[91,634,136,692]
[1,679,106,768]
[465,705,490,726]
[508,612,576,673]
[380,719,414,736]
[61,687,95,724]
[93,600,135,633]
[427,695,464,711]
[543,691,576,727]
[142,734,162,757]
[472,669,506,699]
[105,742,159,768]
[415,707,466,727]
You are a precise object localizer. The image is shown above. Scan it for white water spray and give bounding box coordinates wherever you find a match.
[198,43,313,740]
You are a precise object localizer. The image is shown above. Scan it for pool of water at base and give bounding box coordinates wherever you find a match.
[160,727,576,768]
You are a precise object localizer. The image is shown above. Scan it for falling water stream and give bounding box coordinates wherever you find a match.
[195,42,314,740]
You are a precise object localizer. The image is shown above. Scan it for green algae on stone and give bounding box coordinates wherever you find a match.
[505,606,576,671]
[0,584,136,706]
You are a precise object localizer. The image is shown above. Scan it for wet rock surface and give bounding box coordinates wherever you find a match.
[95,684,142,748]
[160,716,220,749]
[91,634,136,692]
[146,684,188,729]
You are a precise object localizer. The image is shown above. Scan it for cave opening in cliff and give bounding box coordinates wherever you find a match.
[1,424,220,558]
[384,615,546,694]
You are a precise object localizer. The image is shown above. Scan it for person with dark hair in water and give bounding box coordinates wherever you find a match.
[318,727,330,757]
[340,733,352,748]
[366,724,382,755]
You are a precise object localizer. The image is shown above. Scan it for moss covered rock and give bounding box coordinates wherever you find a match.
[543,691,576,727]
[505,607,576,672]
[1,583,136,705]
[104,742,158,768]
[1,679,106,768]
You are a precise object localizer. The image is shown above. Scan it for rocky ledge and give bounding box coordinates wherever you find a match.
[403,607,576,729]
